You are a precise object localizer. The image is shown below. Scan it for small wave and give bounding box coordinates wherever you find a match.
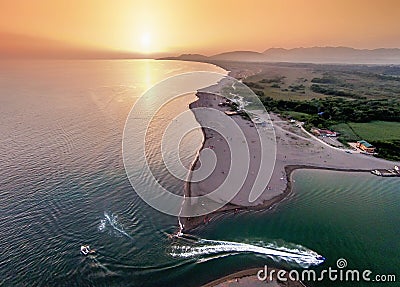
[170,236,324,268]
[99,212,133,239]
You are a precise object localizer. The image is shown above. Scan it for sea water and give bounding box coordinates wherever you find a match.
[1,60,398,287]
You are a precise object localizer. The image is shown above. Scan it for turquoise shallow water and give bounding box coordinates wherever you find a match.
[196,170,400,286]
[0,60,399,287]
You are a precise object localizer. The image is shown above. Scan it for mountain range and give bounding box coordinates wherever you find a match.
[1,32,399,64]
[162,47,400,64]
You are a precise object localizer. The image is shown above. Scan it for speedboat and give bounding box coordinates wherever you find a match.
[80,245,94,255]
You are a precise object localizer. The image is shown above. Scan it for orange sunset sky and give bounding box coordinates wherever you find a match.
[0,0,399,57]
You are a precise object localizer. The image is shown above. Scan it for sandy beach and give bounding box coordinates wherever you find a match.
[181,92,399,231]
[201,268,307,287]
[181,91,278,229]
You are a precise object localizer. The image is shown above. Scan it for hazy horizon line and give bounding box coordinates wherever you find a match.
[1,31,400,60]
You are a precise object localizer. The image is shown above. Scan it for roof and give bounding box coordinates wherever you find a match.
[357,140,374,148]
[319,129,335,134]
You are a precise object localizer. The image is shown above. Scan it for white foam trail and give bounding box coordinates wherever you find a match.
[177,225,183,237]
[196,252,239,263]
[177,200,184,235]
[98,219,106,232]
[170,237,325,268]
[102,212,133,239]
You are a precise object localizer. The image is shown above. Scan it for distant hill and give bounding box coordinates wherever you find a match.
[160,51,266,62]
[210,51,266,61]
[160,53,209,61]
[162,47,400,64]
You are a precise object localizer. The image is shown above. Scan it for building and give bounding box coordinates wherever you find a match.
[356,140,376,153]
[311,128,337,137]
[319,129,337,137]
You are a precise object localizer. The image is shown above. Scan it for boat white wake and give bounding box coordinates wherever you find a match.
[170,235,325,268]
[98,212,133,239]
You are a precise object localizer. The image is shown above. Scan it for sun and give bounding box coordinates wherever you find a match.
[140,32,152,53]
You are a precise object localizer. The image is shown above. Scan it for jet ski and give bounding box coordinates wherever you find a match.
[81,245,95,255]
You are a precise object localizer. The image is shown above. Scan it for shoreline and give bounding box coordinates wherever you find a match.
[182,160,374,232]
[181,91,389,232]
[181,92,241,230]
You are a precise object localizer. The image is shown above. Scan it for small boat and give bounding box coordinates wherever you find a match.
[371,169,381,176]
[80,245,95,256]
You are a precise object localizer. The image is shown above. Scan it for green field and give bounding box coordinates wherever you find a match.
[280,111,312,121]
[239,62,400,102]
[332,121,400,142]
[244,68,327,101]
[331,121,400,160]
[210,60,400,160]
